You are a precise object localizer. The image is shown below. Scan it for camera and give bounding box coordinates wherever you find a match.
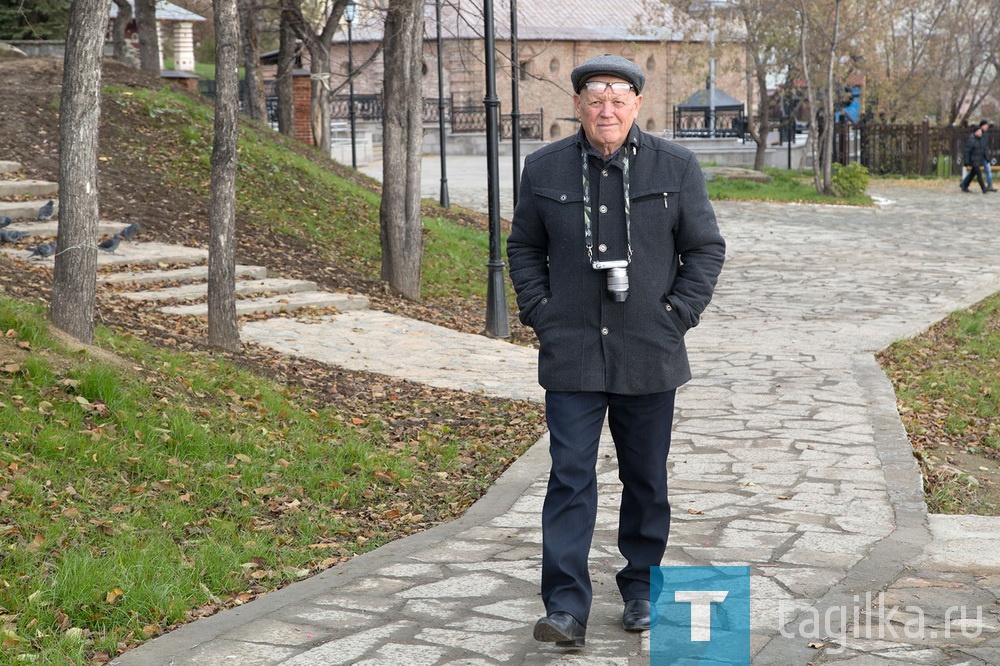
[592,259,629,302]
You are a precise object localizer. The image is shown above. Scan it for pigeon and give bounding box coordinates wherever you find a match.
[0,215,11,229]
[27,241,57,258]
[118,222,140,242]
[0,229,28,243]
[98,234,121,253]
[37,200,55,221]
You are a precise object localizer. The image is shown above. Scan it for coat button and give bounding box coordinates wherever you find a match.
[601,327,609,335]
[541,298,548,304]
[664,304,673,312]
[599,204,608,213]
[598,243,608,252]
[559,194,567,201]
[602,169,609,177]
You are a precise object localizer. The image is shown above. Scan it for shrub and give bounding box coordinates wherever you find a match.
[831,162,870,197]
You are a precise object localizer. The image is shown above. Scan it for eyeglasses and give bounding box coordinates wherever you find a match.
[581,81,635,95]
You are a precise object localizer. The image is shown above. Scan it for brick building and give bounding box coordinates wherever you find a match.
[331,0,747,142]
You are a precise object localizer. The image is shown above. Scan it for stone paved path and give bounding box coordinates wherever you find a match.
[107,179,1000,666]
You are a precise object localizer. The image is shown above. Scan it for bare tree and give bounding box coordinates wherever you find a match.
[51,0,112,343]
[858,0,998,125]
[207,0,241,351]
[134,0,160,75]
[280,0,350,153]
[110,0,133,64]
[704,0,799,170]
[379,0,424,299]
[239,0,267,122]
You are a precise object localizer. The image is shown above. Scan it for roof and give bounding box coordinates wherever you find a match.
[345,0,707,43]
[678,88,743,109]
[109,0,207,22]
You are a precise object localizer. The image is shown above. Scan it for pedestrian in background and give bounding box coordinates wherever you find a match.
[981,121,995,192]
[960,120,990,193]
[507,54,726,648]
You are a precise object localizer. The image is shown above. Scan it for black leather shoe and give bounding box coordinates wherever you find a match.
[623,599,651,632]
[534,611,586,647]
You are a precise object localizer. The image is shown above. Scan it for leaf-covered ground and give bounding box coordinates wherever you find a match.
[0,57,547,661]
[878,294,1000,514]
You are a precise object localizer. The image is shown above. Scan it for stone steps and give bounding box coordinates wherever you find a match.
[3,160,371,321]
[99,264,267,285]
[1,241,209,266]
[0,179,59,199]
[4,220,130,238]
[123,277,318,302]
[160,291,370,317]
[0,197,59,221]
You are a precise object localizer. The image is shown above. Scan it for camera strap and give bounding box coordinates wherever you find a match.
[582,143,633,264]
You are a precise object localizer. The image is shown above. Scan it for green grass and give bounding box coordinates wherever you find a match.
[707,167,874,205]
[0,297,538,662]
[879,293,1000,512]
[103,85,497,301]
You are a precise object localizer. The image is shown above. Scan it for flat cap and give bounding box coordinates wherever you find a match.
[571,54,645,94]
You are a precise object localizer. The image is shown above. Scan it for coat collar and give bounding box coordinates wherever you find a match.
[577,124,642,167]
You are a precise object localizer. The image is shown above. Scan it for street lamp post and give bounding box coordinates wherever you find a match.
[708,3,716,138]
[483,0,510,338]
[509,0,521,208]
[436,0,450,208]
[345,0,358,169]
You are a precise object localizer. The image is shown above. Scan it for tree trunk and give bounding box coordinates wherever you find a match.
[238,0,267,122]
[307,44,332,153]
[207,0,241,352]
[277,5,296,135]
[134,0,160,75]
[820,0,842,195]
[110,0,132,64]
[379,0,425,300]
[51,0,112,344]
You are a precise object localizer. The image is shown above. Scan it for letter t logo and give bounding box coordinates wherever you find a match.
[675,590,729,641]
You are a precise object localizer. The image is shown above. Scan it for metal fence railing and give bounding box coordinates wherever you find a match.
[834,120,995,176]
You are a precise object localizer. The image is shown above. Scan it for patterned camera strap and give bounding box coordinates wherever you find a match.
[582,143,633,264]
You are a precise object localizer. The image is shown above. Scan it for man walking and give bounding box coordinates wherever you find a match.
[507,54,726,648]
[981,121,995,192]
[960,120,990,193]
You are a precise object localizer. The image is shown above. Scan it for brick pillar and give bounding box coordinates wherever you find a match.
[293,73,313,146]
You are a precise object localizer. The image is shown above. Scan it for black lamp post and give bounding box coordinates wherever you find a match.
[436,0,449,208]
[483,0,510,338]
[345,0,358,169]
[509,0,520,208]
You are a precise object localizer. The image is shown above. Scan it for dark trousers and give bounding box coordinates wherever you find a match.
[961,165,987,192]
[541,389,676,626]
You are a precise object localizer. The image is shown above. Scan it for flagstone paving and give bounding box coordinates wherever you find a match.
[104,180,1000,665]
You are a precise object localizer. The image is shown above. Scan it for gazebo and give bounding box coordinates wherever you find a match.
[673,88,746,139]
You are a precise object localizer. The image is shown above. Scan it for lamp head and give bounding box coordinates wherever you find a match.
[344,0,357,23]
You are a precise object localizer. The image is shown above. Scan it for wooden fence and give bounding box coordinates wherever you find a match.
[834,120,998,176]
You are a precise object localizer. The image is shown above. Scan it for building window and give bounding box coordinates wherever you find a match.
[422,60,428,76]
[519,60,532,81]
[550,123,561,139]
[549,57,559,75]
[646,55,656,72]
[646,118,656,132]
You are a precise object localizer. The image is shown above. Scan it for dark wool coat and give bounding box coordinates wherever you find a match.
[963,131,987,167]
[507,125,726,395]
